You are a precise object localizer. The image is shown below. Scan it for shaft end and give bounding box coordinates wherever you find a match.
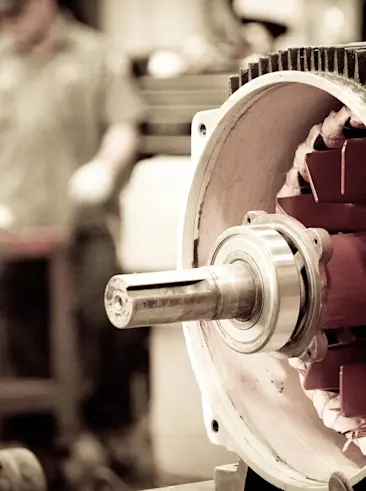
[105,276,134,329]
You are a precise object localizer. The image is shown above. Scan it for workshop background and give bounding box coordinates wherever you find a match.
[0,0,365,490]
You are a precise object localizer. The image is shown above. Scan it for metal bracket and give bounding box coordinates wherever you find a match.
[214,464,362,491]
[214,460,278,491]
[214,461,248,491]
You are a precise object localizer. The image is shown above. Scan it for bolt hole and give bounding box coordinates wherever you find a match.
[246,217,251,223]
[199,124,207,136]
[211,420,219,433]
[314,238,318,245]
[114,295,123,311]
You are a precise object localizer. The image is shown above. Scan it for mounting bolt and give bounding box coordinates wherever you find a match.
[211,420,220,433]
[199,123,207,136]
[307,228,333,263]
[300,330,328,363]
[243,211,266,225]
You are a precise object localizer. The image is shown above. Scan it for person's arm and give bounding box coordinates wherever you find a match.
[93,123,139,174]
[69,123,140,204]
[69,47,145,205]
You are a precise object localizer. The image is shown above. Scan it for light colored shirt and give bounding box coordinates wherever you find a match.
[0,14,145,230]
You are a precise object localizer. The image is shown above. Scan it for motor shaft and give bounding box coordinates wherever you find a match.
[105,263,258,329]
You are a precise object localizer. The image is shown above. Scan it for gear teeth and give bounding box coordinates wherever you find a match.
[229,43,366,95]
[248,62,259,81]
[355,49,366,84]
[299,47,306,71]
[288,48,300,70]
[334,47,345,75]
[345,48,356,79]
[303,47,313,71]
[269,52,279,72]
[229,75,240,95]
[324,47,335,72]
[318,47,326,72]
[278,50,289,70]
[258,57,269,76]
[310,47,319,71]
[239,68,249,87]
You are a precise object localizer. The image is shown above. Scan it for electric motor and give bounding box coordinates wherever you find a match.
[105,45,366,490]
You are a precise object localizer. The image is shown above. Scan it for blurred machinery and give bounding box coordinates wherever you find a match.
[105,43,366,490]
[0,448,46,491]
[0,231,80,491]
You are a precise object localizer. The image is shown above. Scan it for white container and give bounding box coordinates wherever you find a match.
[121,156,235,480]
[150,324,235,481]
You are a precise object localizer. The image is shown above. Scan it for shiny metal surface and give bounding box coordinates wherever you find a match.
[181,69,366,490]
[208,219,301,354]
[245,213,331,360]
[105,212,331,357]
[105,263,257,329]
[105,63,366,488]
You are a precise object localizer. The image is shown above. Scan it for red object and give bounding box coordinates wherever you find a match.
[304,138,366,203]
[325,232,366,330]
[279,119,366,416]
[304,339,366,391]
[0,229,68,260]
[341,139,366,202]
[280,132,366,413]
[340,362,366,417]
[277,195,366,233]
[305,149,343,202]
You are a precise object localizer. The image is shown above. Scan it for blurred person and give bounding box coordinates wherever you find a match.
[199,0,288,72]
[200,0,250,71]
[227,0,289,67]
[0,0,149,453]
[240,21,274,56]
